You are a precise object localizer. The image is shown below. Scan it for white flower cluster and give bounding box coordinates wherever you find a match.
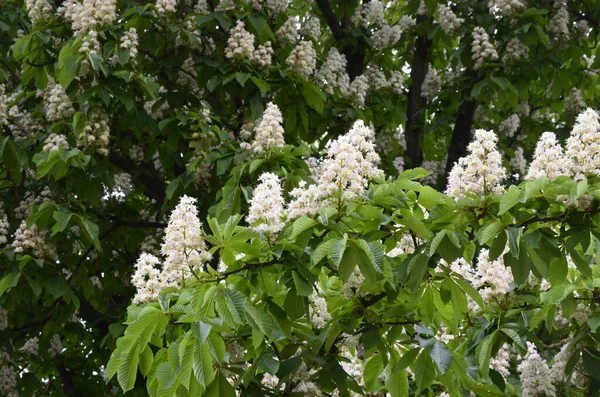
[472,249,514,303]
[40,79,75,122]
[43,133,70,152]
[517,342,556,397]
[437,5,464,34]
[564,88,586,114]
[21,337,40,356]
[517,101,531,117]
[286,40,317,77]
[144,86,169,120]
[499,113,520,137]
[26,0,53,23]
[0,209,9,246]
[251,102,285,153]
[421,158,446,186]
[489,0,527,15]
[354,0,384,28]
[77,108,110,155]
[48,335,63,358]
[577,20,590,40]
[156,0,177,14]
[510,146,527,176]
[565,108,600,179]
[0,365,18,397]
[491,343,512,377]
[421,67,441,100]
[7,104,43,141]
[549,7,569,49]
[503,37,529,62]
[225,21,255,61]
[12,220,57,260]
[177,57,199,92]
[276,17,299,42]
[58,0,117,35]
[247,172,286,239]
[446,129,506,198]
[251,41,273,68]
[388,70,405,95]
[225,21,273,68]
[300,17,321,40]
[349,75,370,108]
[133,196,211,302]
[0,85,7,126]
[315,48,350,95]
[309,293,330,328]
[288,120,382,218]
[472,27,498,69]
[386,235,416,257]
[340,267,366,298]
[247,0,286,17]
[120,28,139,64]
[131,253,172,304]
[372,24,402,50]
[15,188,51,220]
[0,308,7,330]
[162,195,211,276]
[194,0,208,13]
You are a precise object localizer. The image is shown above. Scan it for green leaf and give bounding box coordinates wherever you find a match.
[429,342,453,374]
[364,354,383,391]
[499,185,522,214]
[478,221,504,245]
[193,342,214,387]
[117,342,140,392]
[292,271,312,296]
[548,256,568,286]
[385,365,408,397]
[302,82,325,114]
[51,210,72,236]
[290,216,317,241]
[588,316,600,332]
[0,272,20,298]
[407,254,430,291]
[414,349,436,392]
[140,345,154,377]
[329,236,348,267]
[205,372,236,397]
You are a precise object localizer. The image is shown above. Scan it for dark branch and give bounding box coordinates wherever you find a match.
[315,0,343,41]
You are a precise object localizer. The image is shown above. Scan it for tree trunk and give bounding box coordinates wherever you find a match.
[405,17,431,168]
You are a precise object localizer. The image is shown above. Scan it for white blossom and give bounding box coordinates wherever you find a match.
[421,159,446,186]
[503,37,529,62]
[489,0,526,15]
[0,308,7,330]
[161,195,211,278]
[510,146,527,176]
[388,70,405,95]
[517,342,556,397]
[0,85,7,126]
[309,293,331,328]
[372,24,402,50]
[247,172,286,239]
[251,41,273,68]
[517,101,531,117]
[0,366,17,397]
[286,40,317,77]
[251,102,285,153]
[549,7,569,49]
[354,0,384,28]
[0,209,8,246]
[77,108,110,155]
[300,17,321,40]
[225,21,255,61]
[564,88,586,114]
[48,335,63,358]
[120,28,139,64]
[40,78,74,122]
[421,67,441,100]
[43,133,70,152]
[491,343,513,378]
[472,27,498,69]
[499,113,520,137]
[21,337,40,356]
[58,0,117,35]
[565,108,600,179]
[277,16,298,42]
[131,253,171,304]
[446,129,506,198]
[26,0,53,23]
[437,5,463,34]
[349,75,370,108]
[12,220,57,260]
[365,65,388,90]
[156,0,177,14]
[288,120,382,218]
[316,48,350,95]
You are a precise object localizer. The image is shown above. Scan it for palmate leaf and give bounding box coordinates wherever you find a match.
[385,364,408,397]
[117,342,140,392]
[193,341,215,388]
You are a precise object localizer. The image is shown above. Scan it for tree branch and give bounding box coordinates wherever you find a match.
[315,0,343,41]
